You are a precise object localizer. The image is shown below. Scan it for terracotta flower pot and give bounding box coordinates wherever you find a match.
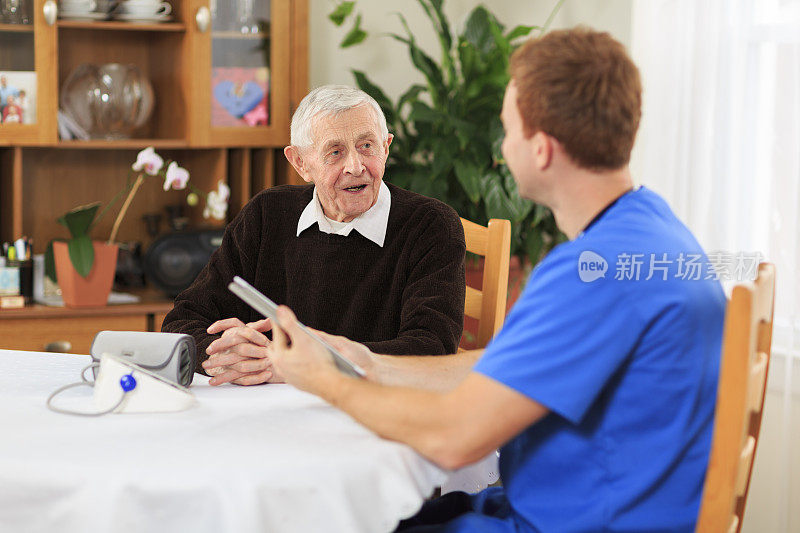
[53,241,119,308]
[460,255,530,350]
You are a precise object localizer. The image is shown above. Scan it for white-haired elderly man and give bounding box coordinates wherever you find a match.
[162,85,466,386]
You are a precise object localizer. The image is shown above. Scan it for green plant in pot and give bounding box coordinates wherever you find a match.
[47,147,230,308]
[329,0,567,266]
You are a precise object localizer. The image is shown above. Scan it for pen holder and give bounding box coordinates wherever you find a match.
[7,259,33,303]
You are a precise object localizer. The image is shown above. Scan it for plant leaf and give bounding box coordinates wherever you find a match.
[531,204,548,227]
[398,84,426,112]
[481,170,531,223]
[540,0,567,35]
[418,0,455,86]
[393,13,446,103]
[407,101,442,124]
[351,69,396,126]
[453,159,483,204]
[502,170,533,222]
[67,234,95,278]
[463,6,494,54]
[328,1,355,26]
[506,24,537,41]
[340,14,367,48]
[419,0,452,52]
[524,227,545,264]
[57,202,100,239]
[44,240,60,283]
[429,136,457,180]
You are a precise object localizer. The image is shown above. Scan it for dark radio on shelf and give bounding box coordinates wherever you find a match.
[143,229,224,298]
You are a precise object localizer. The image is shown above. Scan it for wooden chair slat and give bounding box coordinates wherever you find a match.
[727,515,739,533]
[462,218,489,256]
[753,268,775,322]
[465,286,482,320]
[460,218,511,349]
[735,436,756,497]
[748,352,768,414]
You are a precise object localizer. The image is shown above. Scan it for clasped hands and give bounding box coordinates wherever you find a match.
[204,307,376,390]
[203,317,279,386]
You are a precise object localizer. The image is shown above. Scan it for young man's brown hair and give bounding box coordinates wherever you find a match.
[510,26,642,170]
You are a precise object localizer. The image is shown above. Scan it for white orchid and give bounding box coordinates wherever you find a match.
[164,161,190,191]
[203,181,230,221]
[107,149,226,243]
[131,146,164,176]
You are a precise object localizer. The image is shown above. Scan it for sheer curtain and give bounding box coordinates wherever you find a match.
[630,1,800,531]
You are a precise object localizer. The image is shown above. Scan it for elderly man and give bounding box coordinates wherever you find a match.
[267,28,725,532]
[162,85,465,385]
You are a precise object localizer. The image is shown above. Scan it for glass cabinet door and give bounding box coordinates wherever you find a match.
[0,0,56,143]
[192,0,289,146]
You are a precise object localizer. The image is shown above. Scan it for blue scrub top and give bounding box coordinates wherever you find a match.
[470,187,726,532]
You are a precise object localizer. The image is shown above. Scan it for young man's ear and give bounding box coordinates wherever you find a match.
[531,131,554,171]
[283,146,312,183]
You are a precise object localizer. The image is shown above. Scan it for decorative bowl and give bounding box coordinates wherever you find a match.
[60,63,154,140]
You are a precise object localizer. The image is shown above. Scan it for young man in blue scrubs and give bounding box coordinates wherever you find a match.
[267,27,726,532]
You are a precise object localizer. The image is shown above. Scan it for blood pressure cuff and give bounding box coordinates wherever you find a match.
[90,331,197,387]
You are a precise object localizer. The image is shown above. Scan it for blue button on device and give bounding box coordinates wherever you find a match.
[119,374,137,392]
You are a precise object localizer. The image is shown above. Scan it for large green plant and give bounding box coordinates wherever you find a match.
[330,0,566,261]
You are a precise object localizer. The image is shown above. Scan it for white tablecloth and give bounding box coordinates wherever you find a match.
[0,349,452,533]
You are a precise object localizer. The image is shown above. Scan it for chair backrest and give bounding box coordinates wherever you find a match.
[696,263,775,533]
[461,218,512,349]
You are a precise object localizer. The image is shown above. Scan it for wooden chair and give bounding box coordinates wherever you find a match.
[696,263,775,533]
[461,217,512,349]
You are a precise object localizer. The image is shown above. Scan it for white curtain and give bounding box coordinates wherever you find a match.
[630,1,800,531]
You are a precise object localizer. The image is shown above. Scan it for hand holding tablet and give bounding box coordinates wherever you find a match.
[228,276,366,379]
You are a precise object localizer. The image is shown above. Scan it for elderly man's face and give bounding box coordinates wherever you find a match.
[287,105,392,222]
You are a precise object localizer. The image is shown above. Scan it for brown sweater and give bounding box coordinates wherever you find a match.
[162,183,466,374]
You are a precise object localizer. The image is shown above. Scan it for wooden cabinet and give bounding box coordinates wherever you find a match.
[0,0,306,147]
[0,0,307,349]
[0,294,173,353]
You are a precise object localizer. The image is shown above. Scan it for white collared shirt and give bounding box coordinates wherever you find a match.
[296,181,391,247]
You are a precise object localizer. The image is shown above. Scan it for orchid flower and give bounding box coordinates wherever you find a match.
[164,161,190,191]
[203,181,230,221]
[132,147,164,176]
[105,149,228,242]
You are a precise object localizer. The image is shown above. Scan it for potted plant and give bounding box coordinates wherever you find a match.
[48,147,230,308]
[330,0,566,345]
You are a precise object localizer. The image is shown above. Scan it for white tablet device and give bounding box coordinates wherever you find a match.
[228,276,367,379]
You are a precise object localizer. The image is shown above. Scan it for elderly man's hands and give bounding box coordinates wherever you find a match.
[271,306,376,395]
[203,317,284,386]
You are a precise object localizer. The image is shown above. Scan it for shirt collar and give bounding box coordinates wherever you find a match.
[296,181,391,247]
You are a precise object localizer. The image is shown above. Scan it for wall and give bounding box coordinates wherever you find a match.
[309,0,633,101]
